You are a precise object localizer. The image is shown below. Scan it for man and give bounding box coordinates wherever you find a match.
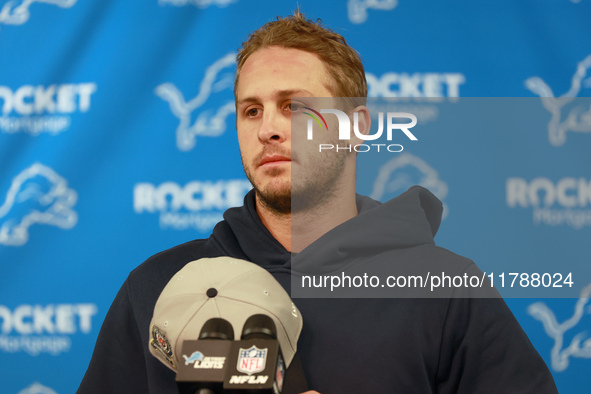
[78,11,558,393]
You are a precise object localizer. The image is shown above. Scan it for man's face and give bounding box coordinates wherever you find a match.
[235,46,346,213]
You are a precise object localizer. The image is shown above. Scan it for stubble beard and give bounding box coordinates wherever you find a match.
[242,150,292,215]
[242,145,347,216]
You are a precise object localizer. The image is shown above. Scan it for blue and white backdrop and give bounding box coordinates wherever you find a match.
[1,1,590,392]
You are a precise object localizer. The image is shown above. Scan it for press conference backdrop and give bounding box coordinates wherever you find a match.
[0,0,590,392]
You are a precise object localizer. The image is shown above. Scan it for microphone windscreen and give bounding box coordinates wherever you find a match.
[241,314,277,340]
[199,318,234,340]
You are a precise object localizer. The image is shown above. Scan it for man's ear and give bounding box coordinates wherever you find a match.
[350,105,371,145]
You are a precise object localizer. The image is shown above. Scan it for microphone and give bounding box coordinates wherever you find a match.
[176,318,234,394]
[148,257,306,393]
[223,314,308,393]
[223,314,284,392]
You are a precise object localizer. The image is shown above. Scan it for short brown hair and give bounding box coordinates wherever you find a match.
[235,10,367,107]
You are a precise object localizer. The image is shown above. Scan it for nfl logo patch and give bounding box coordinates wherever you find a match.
[237,345,267,375]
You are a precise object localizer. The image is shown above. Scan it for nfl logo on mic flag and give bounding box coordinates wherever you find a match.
[238,345,268,375]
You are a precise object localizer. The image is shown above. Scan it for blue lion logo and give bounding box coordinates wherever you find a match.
[183,351,205,366]
[0,0,77,29]
[0,163,77,246]
[155,53,236,151]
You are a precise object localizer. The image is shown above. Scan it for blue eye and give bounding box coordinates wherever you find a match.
[289,102,303,111]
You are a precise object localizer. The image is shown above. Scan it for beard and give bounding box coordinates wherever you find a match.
[241,140,348,215]
[252,169,292,214]
[290,147,347,214]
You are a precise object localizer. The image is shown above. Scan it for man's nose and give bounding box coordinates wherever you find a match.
[258,109,288,143]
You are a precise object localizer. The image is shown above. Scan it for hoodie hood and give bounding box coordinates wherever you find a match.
[212,186,443,273]
[292,186,443,274]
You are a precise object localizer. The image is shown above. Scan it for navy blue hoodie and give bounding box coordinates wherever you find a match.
[78,187,557,393]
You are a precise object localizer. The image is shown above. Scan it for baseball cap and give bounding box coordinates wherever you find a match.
[149,256,303,371]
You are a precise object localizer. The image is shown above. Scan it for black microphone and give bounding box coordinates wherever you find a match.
[176,318,234,394]
[223,314,307,393]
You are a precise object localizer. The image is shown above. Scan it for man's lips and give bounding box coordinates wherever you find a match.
[259,155,291,167]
